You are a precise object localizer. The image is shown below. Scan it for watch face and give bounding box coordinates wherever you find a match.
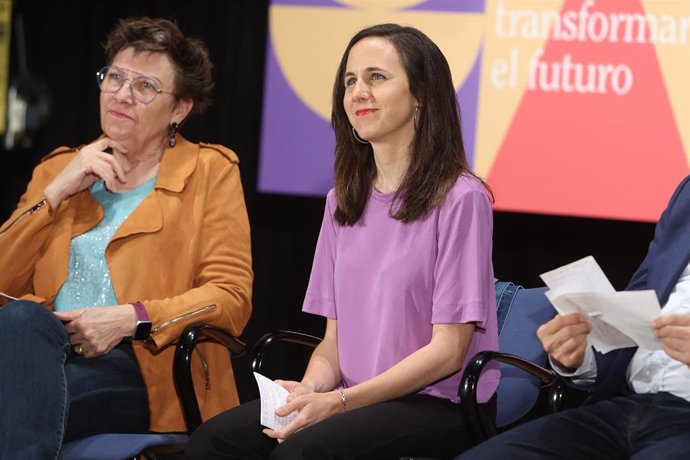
[134,321,153,340]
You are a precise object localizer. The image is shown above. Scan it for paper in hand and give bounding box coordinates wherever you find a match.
[546,290,663,353]
[253,372,298,431]
[541,256,663,353]
[540,256,615,296]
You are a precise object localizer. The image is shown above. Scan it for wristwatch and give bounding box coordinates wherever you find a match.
[131,301,152,340]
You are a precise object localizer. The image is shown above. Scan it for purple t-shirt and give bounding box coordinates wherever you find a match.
[303,174,499,403]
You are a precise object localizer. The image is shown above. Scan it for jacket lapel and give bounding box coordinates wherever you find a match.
[112,136,199,240]
[645,190,690,306]
[71,191,104,236]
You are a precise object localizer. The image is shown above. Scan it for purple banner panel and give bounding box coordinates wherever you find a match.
[258,0,484,196]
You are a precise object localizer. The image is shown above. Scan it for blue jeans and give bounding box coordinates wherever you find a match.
[0,301,149,459]
[457,392,690,460]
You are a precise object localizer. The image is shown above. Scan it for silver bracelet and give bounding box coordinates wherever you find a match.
[338,388,348,412]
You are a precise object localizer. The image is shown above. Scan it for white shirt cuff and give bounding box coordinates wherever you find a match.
[549,346,597,385]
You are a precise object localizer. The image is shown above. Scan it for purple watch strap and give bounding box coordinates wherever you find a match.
[132,301,149,321]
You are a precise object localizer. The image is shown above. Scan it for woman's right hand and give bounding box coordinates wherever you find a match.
[43,137,128,209]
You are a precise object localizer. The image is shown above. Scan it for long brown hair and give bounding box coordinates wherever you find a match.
[332,24,488,226]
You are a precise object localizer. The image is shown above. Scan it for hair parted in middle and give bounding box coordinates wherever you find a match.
[331,23,489,226]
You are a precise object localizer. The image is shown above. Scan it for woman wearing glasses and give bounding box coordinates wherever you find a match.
[0,17,252,457]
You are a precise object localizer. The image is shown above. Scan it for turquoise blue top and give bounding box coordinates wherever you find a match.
[54,177,156,312]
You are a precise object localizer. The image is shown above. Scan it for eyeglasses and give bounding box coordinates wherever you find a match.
[96,65,175,104]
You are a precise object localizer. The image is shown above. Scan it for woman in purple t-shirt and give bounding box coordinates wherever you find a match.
[187,23,499,460]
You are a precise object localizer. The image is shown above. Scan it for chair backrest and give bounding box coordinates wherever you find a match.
[493,281,553,427]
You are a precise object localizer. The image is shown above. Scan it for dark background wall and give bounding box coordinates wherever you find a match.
[1,0,658,401]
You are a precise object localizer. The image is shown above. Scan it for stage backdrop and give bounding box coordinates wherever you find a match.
[258,0,689,222]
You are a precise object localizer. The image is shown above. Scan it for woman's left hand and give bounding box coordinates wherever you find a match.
[54,305,137,358]
[274,380,315,402]
[262,390,342,441]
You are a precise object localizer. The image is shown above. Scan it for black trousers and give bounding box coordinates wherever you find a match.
[457,392,690,460]
[186,393,495,460]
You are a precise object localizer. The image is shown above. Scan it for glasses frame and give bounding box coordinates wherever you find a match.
[96,65,176,104]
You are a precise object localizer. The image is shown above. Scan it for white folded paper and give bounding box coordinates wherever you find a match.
[540,256,663,353]
[253,372,298,430]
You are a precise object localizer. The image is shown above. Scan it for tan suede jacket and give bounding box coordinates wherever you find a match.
[0,136,253,432]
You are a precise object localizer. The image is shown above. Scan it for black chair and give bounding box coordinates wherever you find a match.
[459,282,566,443]
[250,281,571,454]
[62,324,246,460]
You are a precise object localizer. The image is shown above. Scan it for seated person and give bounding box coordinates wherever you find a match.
[185,23,499,460]
[0,17,252,458]
[458,175,690,459]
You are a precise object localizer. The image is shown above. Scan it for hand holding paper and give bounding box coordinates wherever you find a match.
[653,313,690,366]
[253,372,298,431]
[541,256,663,353]
[536,312,592,369]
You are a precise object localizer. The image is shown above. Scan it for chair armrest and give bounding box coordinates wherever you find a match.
[173,324,246,433]
[251,330,322,374]
[459,350,559,442]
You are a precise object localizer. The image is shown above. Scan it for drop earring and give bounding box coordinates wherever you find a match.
[168,122,178,148]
